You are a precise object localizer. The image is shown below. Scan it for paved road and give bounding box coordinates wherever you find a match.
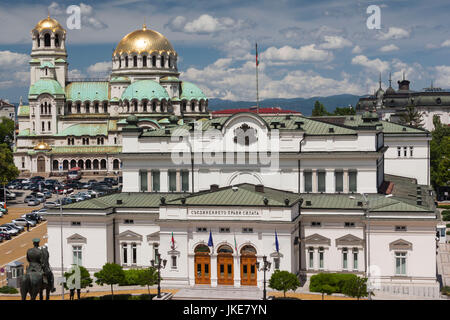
[0,207,47,286]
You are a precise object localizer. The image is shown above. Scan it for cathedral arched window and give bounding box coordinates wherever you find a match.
[85,103,90,113]
[133,56,138,67]
[168,57,171,68]
[94,103,99,113]
[143,101,148,112]
[55,34,60,47]
[161,56,165,68]
[134,100,138,112]
[44,33,51,47]
[103,102,108,113]
[152,56,156,67]
[142,55,147,67]
[37,36,41,48]
[182,101,187,112]
[40,104,44,114]
[125,55,129,67]
[152,101,156,112]
[118,57,121,68]
[191,101,195,112]
[77,103,81,113]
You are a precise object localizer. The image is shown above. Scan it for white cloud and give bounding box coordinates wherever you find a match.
[87,61,111,75]
[319,35,352,49]
[434,65,450,87]
[68,69,84,79]
[167,14,247,34]
[352,45,362,54]
[441,40,450,47]
[48,2,108,29]
[351,55,389,73]
[0,51,29,68]
[376,27,410,40]
[379,44,399,52]
[0,51,29,88]
[262,45,333,63]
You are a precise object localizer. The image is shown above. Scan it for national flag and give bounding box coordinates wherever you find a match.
[208,230,214,247]
[171,232,175,249]
[234,233,238,252]
[256,43,259,66]
[275,230,279,253]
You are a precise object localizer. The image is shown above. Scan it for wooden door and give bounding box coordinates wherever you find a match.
[240,255,257,286]
[37,157,45,173]
[217,254,234,285]
[195,254,211,285]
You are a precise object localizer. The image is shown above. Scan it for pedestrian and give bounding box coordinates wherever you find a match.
[26,221,30,232]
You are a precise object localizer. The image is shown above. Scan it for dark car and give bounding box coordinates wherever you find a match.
[0,232,11,240]
[25,213,41,223]
[104,178,118,186]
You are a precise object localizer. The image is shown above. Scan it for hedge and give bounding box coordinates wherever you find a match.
[438,205,450,209]
[309,273,358,294]
[442,286,450,296]
[81,294,154,300]
[0,286,19,294]
[119,269,142,286]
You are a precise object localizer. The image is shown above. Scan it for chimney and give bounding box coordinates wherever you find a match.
[397,79,410,91]
[255,184,264,193]
[210,184,219,192]
[116,199,123,205]
[329,127,335,133]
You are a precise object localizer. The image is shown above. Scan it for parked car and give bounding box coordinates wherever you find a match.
[22,183,31,190]
[0,211,3,218]
[12,218,36,227]
[44,201,59,208]
[43,191,52,199]
[0,232,11,240]
[24,213,42,223]
[0,226,18,236]
[3,223,24,233]
[24,195,36,203]
[104,178,118,186]
[28,198,40,206]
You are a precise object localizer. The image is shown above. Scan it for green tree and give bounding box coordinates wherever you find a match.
[430,115,450,188]
[399,105,424,128]
[94,263,125,299]
[0,143,19,186]
[268,270,301,298]
[0,117,14,146]
[137,267,158,295]
[311,101,330,116]
[342,276,368,300]
[64,265,93,291]
[332,106,356,116]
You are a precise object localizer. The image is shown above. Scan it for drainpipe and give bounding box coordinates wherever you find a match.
[112,217,116,263]
[298,136,305,194]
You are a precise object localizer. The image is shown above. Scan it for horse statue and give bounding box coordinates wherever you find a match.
[20,238,55,300]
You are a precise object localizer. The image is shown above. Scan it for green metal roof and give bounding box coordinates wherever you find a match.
[342,115,426,134]
[180,81,207,101]
[18,128,36,137]
[29,59,40,63]
[110,76,130,83]
[55,123,108,137]
[55,58,66,63]
[17,105,30,116]
[28,145,122,155]
[65,82,109,102]
[160,76,181,82]
[40,61,55,68]
[29,79,65,97]
[121,80,169,101]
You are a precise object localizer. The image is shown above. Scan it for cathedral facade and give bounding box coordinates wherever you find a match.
[14,16,209,176]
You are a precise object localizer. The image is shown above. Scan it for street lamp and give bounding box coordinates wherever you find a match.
[58,189,66,300]
[256,255,271,300]
[151,253,167,298]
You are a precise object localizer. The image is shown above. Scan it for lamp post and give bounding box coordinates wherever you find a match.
[151,253,167,298]
[58,189,66,300]
[361,193,372,300]
[256,255,271,300]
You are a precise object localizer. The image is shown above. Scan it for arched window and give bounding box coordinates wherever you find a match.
[44,33,51,47]
[133,56,138,67]
[168,57,171,68]
[134,101,138,112]
[161,56,165,68]
[240,245,257,255]
[37,36,41,47]
[100,159,107,170]
[85,103,90,113]
[113,159,120,170]
[191,101,195,112]
[93,159,99,170]
[85,159,92,170]
[103,102,108,113]
[125,55,128,67]
[77,103,81,113]
[217,245,233,254]
[152,101,157,112]
[152,56,156,67]
[40,104,44,114]
[194,244,210,253]
[118,57,121,68]
[94,103,99,113]
[77,159,84,169]
[70,159,76,169]
[143,101,148,112]
[55,34,60,47]
[142,55,147,67]
[52,160,59,171]
[63,160,69,170]
[182,101,187,112]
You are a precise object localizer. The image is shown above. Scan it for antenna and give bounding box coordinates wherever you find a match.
[255,42,259,113]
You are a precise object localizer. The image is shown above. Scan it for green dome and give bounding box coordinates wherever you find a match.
[180,81,207,100]
[29,79,65,97]
[126,115,138,124]
[121,80,169,101]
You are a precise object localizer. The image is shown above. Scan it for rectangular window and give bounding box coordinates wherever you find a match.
[349,170,357,192]
[311,221,321,227]
[317,171,326,193]
[132,244,137,264]
[304,171,312,192]
[342,248,348,270]
[344,222,355,228]
[395,226,407,232]
[353,248,358,270]
[152,171,160,192]
[219,227,230,233]
[335,171,343,192]
[71,221,81,226]
[171,256,177,269]
[124,219,134,224]
[48,121,51,131]
[410,146,413,157]
[242,228,253,233]
[168,171,177,192]
[72,246,82,266]
[308,248,314,269]
[139,170,148,192]
[196,227,207,233]
[397,147,401,157]
[403,147,407,157]
[181,171,189,192]
[122,244,128,265]
[319,248,324,269]
[395,252,407,275]
[274,257,280,270]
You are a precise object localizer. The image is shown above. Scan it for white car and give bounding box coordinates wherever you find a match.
[44,201,59,208]
[0,226,16,236]
[12,218,36,227]
[0,212,3,218]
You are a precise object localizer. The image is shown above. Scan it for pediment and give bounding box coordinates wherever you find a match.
[303,233,331,246]
[335,234,364,246]
[389,239,413,251]
[67,233,87,244]
[146,231,160,241]
[118,230,143,242]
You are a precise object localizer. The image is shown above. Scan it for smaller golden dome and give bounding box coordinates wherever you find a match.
[33,16,66,33]
[34,141,52,151]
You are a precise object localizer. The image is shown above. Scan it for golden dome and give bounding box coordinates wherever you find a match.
[33,16,66,33]
[113,24,176,56]
[34,141,52,151]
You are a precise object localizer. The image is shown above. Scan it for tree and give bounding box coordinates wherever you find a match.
[311,101,330,116]
[332,106,356,116]
[430,115,450,188]
[268,270,301,298]
[137,267,158,295]
[399,105,424,128]
[0,143,19,186]
[64,265,93,291]
[94,263,125,299]
[0,117,14,146]
[342,276,368,300]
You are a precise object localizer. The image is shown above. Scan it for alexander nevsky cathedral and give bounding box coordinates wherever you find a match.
[14,15,209,175]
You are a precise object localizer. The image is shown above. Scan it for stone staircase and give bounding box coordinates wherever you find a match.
[172,286,263,300]
[437,243,450,288]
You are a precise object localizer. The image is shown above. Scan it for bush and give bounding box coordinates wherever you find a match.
[268,270,301,298]
[119,269,142,286]
[442,286,450,296]
[81,294,153,300]
[309,273,358,299]
[438,205,450,209]
[446,230,450,235]
[341,277,368,300]
[0,286,18,294]
[446,224,450,228]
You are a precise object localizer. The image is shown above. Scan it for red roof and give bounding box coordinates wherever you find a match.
[212,107,301,115]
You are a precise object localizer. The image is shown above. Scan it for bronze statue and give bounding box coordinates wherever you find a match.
[20,238,55,300]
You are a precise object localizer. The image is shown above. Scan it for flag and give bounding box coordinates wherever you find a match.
[256,43,259,66]
[208,230,214,247]
[275,230,279,253]
[234,233,238,252]
[171,232,175,249]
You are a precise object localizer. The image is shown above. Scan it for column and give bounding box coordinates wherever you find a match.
[160,169,168,192]
[138,101,143,113]
[211,253,217,287]
[343,169,349,193]
[233,254,241,287]
[176,171,181,192]
[326,169,334,193]
[147,171,152,192]
[312,169,317,193]
[51,35,55,48]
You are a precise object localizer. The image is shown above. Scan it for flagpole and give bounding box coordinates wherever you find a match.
[256,42,259,114]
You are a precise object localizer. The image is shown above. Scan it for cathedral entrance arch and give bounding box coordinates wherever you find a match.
[194,244,211,285]
[240,245,257,286]
[37,156,46,173]
[217,245,234,285]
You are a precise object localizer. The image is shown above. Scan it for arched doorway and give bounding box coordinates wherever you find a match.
[77,159,84,169]
[240,245,257,286]
[217,245,234,285]
[70,159,76,169]
[194,244,211,285]
[63,160,69,170]
[37,156,46,173]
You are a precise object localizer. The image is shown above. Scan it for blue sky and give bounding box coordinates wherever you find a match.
[1,0,450,103]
